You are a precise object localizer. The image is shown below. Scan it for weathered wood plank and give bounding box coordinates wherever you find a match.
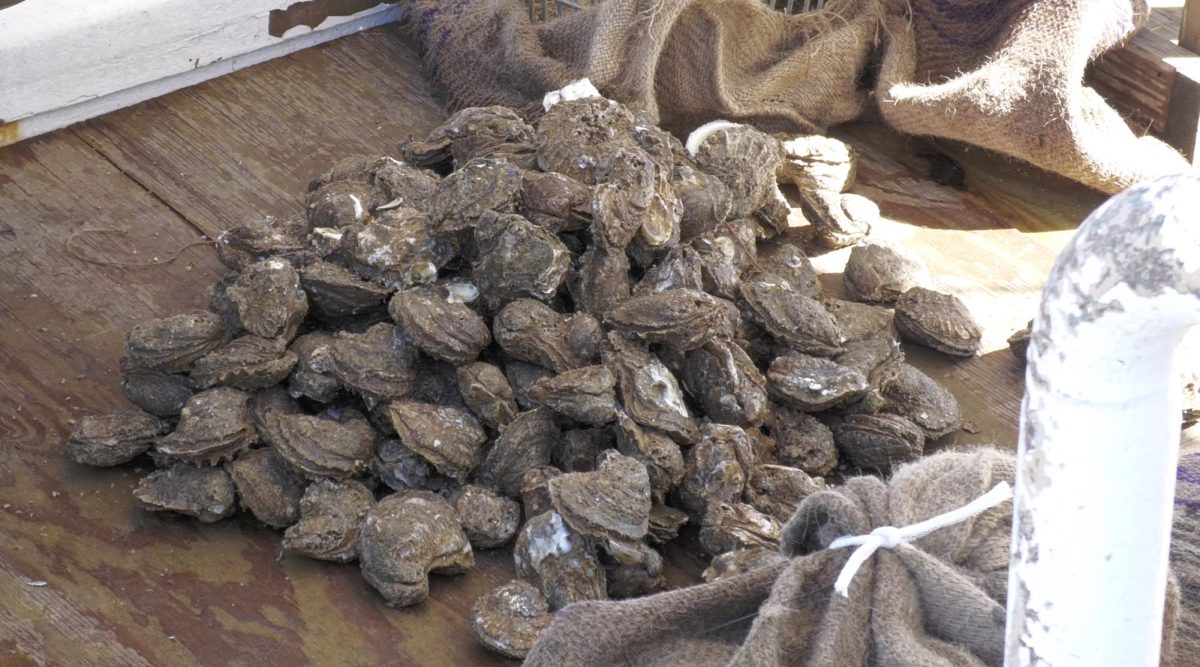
[1181,0,1200,52]
[75,28,444,239]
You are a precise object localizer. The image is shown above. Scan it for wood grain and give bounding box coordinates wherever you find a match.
[1181,0,1200,53]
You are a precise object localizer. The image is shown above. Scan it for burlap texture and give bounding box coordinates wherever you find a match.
[525,448,1015,666]
[1169,452,1200,664]
[407,0,1188,193]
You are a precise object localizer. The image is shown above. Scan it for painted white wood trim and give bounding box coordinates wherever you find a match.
[0,0,404,147]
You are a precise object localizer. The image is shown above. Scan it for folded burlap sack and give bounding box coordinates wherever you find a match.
[407,0,1188,193]
[526,448,1017,666]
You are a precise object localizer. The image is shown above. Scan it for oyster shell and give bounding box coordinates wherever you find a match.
[263,412,376,479]
[678,423,757,523]
[843,241,929,305]
[693,219,757,300]
[388,401,487,483]
[427,158,523,232]
[832,413,926,473]
[305,181,375,228]
[373,438,442,492]
[505,361,556,411]
[894,287,983,357]
[226,259,309,341]
[513,510,608,610]
[690,124,785,220]
[672,165,732,241]
[66,410,167,467]
[120,367,196,418]
[602,332,698,444]
[299,260,390,319]
[698,502,782,556]
[647,503,689,544]
[740,274,845,356]
[603,540,666,598]
[680,339,769,427]
[822,298,897,343]
[456,362,519,429]
[591,146,682,250]
[360,491,474,607]
[388,287,491,364]
[133,463,237,523]
[339,208,453,288]
[778,135,857,192]
[612,412,685,503]
[1008,320,1033,362]
[535,97,637,184]
[605,289,733,350]
[770,406,838,476]
[215,214,310,271]
[755,242,821,299]
[563,313,602,365]
[494,299,588,373]
[372,159,441,207]
[520,170,592,233]
[451,484,522,549]
[190,335,297,391]
[800,189,872,249]
[226,448,307,528]
[834,332,905,389]
[472,581,554,660]
[702,547,789,582]
[123,311,227,373]
[767,353,869,412]
[286,332,342,403]
[520,466,562,518]
[528,365,618,425]
[311,323,418,405]
[632,245,705,297]
[282,479,375,562]
[548,451,651,543]
[409,106,537,170]
[878,363,962,439]
[555,427,613,473]
[474,212,570,308]
[745,464,823,522]
[155,387,255,465]
[479,407,560,497]
[573,246,632,317]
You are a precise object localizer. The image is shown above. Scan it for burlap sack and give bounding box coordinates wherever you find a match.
[407,0,1188,193]
[1169,452,1200,663]
[525,448,1016,666]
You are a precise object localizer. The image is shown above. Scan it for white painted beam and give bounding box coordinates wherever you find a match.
[0,0,404,147]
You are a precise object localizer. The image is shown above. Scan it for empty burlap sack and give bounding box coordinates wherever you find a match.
[525,448,1017,666]
[407,0,1188,193]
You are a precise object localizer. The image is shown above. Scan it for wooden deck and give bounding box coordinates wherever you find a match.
[0,25,1194,666]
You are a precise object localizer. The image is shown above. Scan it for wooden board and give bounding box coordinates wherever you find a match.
[2,24,1197,667]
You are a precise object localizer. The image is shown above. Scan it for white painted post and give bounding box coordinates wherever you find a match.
[1006,172,1200,666]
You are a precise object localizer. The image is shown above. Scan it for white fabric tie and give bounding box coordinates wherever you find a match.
[827,481,1013,597]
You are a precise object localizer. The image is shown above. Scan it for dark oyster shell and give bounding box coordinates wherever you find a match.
[190,335,297,391]
[427,158,523,232]
[755,242,821,299]
[690,124,785,220]
[878,363,962,439]
[536,97,637,184]
[767,353,869,412]
[647,503,689,544]
[672,165,731,241]
[226,259,309,341]
[263,412,376,479]
[409,106,537,170]
[834,332,905,389]
[1008,320,1033,362]
[474,212,570,309]
[591,146,681,250]
[120,367,197,418]
[226,448,307,528]
[287,333,342,403]
[603,332,698,444]
[123,311,227,373]
[555,427,613,473]
[215,215,310,271]
[472,581,554,660]
[698,502,782,556]
[702,546,789,582]
[451,484,522,549]
[155,387,255,465]
[359,491,474,607]
[548,451,651,543]
[603,540,666,598]
[66,410,167,467]
[480,408,559,497]
[822,298,897,343]
[388,401,487,482]
[372,438,441,492]
[612,412,685,503]
[513,510,608,610]
[505,361,556,411]
[800,189,872,249]
[283,479,375,562]
[832,413,925,473]
[740,275,845,356]
[389,287,491,364]
[843,241,929,305]
[745,464,823,522]
[605,289,732,350]
[770,406,838,476]
[305,180,375,228]
[520,170,592,233]
[299,260,390,319]
[339,208,452,288]
[310,323,418,406]
[494,299,588,373]
[456,362,519,429]
[520,466,562,518]
[574,246,632,317]
[894,287,983,356]
[680,339,769,427]
[528,366,618,425]
[133,463,237,523]
[678,423,757,523]
[632,245,705,297]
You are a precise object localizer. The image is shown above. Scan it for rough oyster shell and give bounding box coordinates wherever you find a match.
[690,124,785,220]
[605,289,732,350]
[528,365,618,425]
[286,332,342,403]
[456,362,519,430]
[647,503,689,544]
[767,352,869,412]
[474,211,570,309]
[632,245,705,297]
[282,478,375,562]
[755,242,821,299]
[408,106,537,170]
[513,510,608,610]
[535,97,637,184]
[877,363,962,439]
[520,466,562,519]
[494,299,588,373]
[263,412,376,479]
[372,438,442,493]
[123,311,227,373]
[680,339,769,427]
[770,406,838,476]
[299,260,390,319]
[612,412,685,503]
[602,332,698,444]
[698,502,782,556]
[778,134,857,192]
[520,170,592,233]
[678,423,757,523]
[832,413,925,473]
[190,335,298,391]
[359,491,474,607]
[894,287,983,356]
[672,165,732,241]
[555,427,613,473]
[800,189,874,249]
[472,581,554,660]
[451,484,522,549]
[120,366,197,418]
[505,361,556,411]
[66,410,167,467]
[155,387,255,465]
[479,407,559,497]
[388,401,487,483]
[427,158,523,232]
[339,208,452,288]
[226,448,307,528]
[215,214,311,271]
[226,258,309,341]
[745,464,823,522]
[1008,320,1033,362]
[843,241,929,305]
[592,146,681,250]
[133,463,237,523]
[574,246,632,317]
[311,323,418,406]
[389,287,491,364]
[822,298,897,344]
[305,180,375,228]
[547,451,651,543]
[740,275,845,356]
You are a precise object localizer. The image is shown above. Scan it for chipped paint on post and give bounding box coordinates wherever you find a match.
[1006,172,1200,666]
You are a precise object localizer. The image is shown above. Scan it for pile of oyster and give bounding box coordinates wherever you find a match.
[66,95,981,658]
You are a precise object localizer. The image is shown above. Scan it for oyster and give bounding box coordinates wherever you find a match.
[778,135,857,192]
[894,287,983,356]
[605,289,732,350]
[678,423,757,523]
[389,287,491,364]
[123,311,227,373]
[373,438,442,493]
[286,333,341,403]
[263,412,376,479]
[755,242,821,299]
[547,451,651,543]
[520,466,562,518]
[513,510,608,610]
[215,214,310,271]
[770,406,838,476]
[451,484,522,549]
[310,323,418,405]
[680,339,769,427]
[494,299,587,372]
[563,313,602,365]
[155,387,255,465]
[745,464,823,522]
[299,260,390,319]
[359,491,474,607]
[408,106,537,170]
[520,170,592,233]
[119,367,196,418]
[133,463,237,523]
[372,159,441,207]
[555,427,613,473]
[632,245,705,297]
[66,410,167,467]
[591,146,681,250]
[767,353,869,412]
[672,165,732,241]
[528,366,618,425]
[702,547,789,582]
[739,275,845,356]
[843,241,929,305]
[505,361,556,411]
[456,362,519,429]
[612,413,685,503]
[339,208,452,288]
[226,448,307,528]
[190,335,297,391]
[602,332,698,444]
[832,413,926,473]
[834,332,905,388]
[472,581,555,660]
[283,479,375,562]
[427,158,523,232]
[536,97,637,184]
[647,503,690,544]
[573,246,632,317]
[479,407,559,497]
[226,259,309,341]
[698,502,782,556]
[1008,320,1033,362]
[800,189,874,249]
[878,363,962,439]
[473,212,570,308]
[822,298,897,343]
[388,401,487,482]
[305,180,375,228]
[689,124,785,220]
[603,540,666,598]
